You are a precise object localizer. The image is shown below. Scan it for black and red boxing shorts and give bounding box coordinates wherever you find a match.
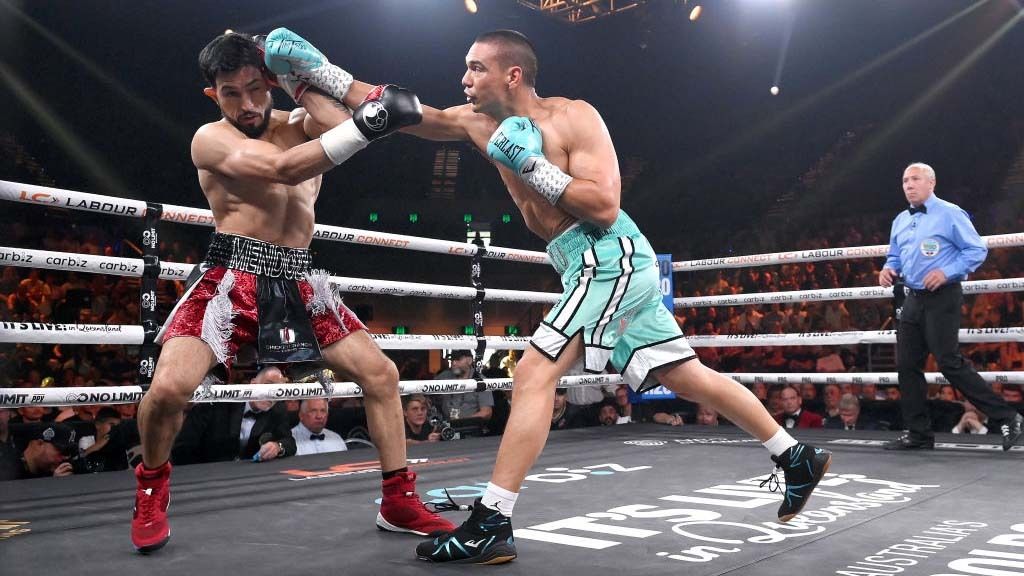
[157,232,365,368]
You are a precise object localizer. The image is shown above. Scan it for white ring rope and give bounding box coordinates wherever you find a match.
[672,233,1024,272]
[0,374,623,408]
[0,323,534,348]
[4,371,1021,408]
[0,179,549,265]
[0,245,562,304]
[674,278,1024,308]
[8,179,1023,273]
[3,322,1023,347]
[6,245,1023,308]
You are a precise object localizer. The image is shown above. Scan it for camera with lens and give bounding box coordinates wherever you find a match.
[68,452,105,475]
[427,406,457,441]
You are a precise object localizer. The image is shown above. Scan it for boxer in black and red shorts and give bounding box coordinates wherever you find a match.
[130,32,453,554]
[159,233,365,369]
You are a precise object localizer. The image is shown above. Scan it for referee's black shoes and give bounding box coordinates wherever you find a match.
[1001,413,1024,451]
[884,433,935,450]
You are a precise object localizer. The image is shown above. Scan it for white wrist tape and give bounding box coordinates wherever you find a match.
[521,157,572,205]
[306,62,354,104]
[319,119,368,165]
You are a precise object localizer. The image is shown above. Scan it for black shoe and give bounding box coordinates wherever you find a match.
[884,433,935,451]
[415,499,517,564]
[1001,414,1023,451]
[761,443,832,522]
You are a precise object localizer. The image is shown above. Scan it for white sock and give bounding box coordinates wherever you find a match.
[763,428,798,458]
[481,482,518,517]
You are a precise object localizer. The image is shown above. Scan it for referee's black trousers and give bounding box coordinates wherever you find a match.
[896,282,1016,438]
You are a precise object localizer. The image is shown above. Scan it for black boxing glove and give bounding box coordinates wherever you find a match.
[352,84,423,140]
[319,85,422,165]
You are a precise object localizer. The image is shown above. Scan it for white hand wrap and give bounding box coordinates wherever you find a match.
[302,63,354,104]
[521,157,572,206]
[319,119,368,165]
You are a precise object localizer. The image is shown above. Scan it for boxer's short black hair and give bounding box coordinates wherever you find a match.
[199,32,263,87]
[475,30,538,87]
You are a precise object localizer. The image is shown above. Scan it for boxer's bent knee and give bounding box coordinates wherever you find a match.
[360,358,400,400]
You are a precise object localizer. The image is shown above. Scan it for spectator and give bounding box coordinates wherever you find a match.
[551,388,587,430]
[822,384,842,419]
[404,394,440,444]
[172,366,296,464]
[824,394,879,431]
[0,423,76,480]
[776,385,824,429]
[79,407,122,452]
[435,351,493,425]
[596,399,621,426]
[952,400,991,435]
[292,399,347,456]
[695,404,720,426]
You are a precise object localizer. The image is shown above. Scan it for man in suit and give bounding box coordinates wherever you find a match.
[172,366,296,464]
[824,394,880,431]
[775,385,824,429]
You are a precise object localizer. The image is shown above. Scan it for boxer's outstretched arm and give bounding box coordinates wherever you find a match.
[345,80,470,141]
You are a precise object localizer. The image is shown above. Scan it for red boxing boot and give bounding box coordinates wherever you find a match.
[377,471,456,536]
[131,461,172,553]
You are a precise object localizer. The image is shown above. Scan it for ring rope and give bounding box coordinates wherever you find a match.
[2,322,1022,347]
[7,179,1023,273]
[6,245,1022,308]
[4,371,1022,409]
[0,179,549,264]
[672,233,1024,272]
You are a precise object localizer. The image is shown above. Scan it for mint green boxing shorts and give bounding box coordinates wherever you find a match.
[530,211,697,392]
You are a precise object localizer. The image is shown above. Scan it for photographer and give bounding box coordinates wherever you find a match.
[434,351,494,427]
[403,395,440,444]
[1,422,77,480]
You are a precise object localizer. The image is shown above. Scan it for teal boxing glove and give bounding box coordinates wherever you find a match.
[263,27,353,104]
[487,116,572,206]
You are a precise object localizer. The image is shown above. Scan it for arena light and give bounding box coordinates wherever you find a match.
[465,0,478,14]
[689,5,702,21]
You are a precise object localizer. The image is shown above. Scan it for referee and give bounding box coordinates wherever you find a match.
[879,163,1022,451]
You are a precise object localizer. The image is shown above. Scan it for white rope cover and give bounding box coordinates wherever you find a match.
[0,180,549,264]
[0,374,624,408]
[0,323,534,348]
[4,371,1020,408]
[3,322,1023,348]
[674,278,1024,308]
[685,327,1024,347]
[0,246,562,303]
[672,233,1024,272]
[5,180,1023,274]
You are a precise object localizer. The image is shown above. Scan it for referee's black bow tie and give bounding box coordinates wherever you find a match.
[310,433,326,441]
[909,205,927,215]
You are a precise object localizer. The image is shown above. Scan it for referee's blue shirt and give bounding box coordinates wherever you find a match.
[883,194,987,290]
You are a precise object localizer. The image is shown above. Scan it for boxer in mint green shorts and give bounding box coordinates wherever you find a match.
[262,26,833,566]
[532,211,696,391]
